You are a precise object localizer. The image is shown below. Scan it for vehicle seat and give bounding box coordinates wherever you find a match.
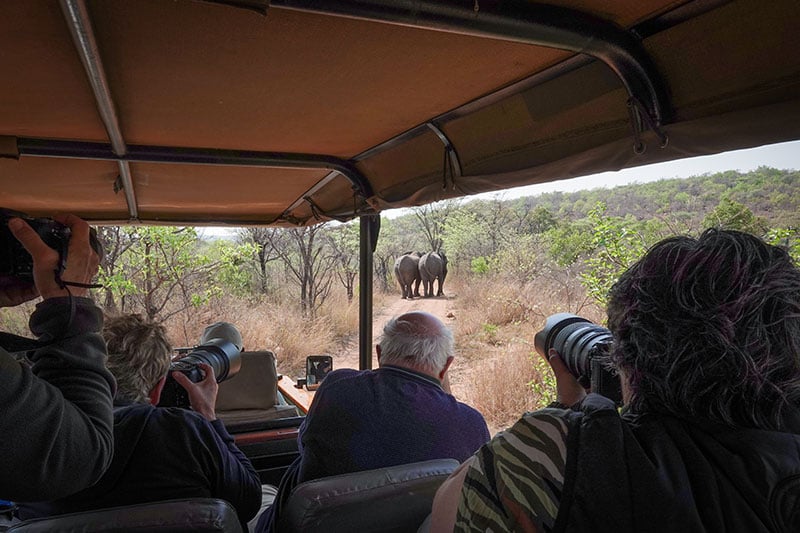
[278,458,460,533]
[6,498,242,532]
[215,350,299,430]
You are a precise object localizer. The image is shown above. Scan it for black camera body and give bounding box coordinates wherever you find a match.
[158,337,242,409]
[0,209,70,281]
[0,208,103,283]
[534,313,622,405]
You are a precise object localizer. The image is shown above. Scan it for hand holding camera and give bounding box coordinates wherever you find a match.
[157,334,242,412]
[171,362,219,421]
[1,210,101,305]
[534,313,622,406]
[543,349,587,407]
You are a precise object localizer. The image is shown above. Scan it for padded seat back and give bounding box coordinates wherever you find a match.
[6,498,242,532]
[279,459,460,533]
[215,350,298,429]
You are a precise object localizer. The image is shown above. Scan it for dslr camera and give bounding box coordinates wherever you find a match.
[158,337,242,409]
[1,208,71,281]
[534,313,622,405]
[0,208,102,283]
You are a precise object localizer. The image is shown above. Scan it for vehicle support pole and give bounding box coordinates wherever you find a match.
[359,215,380,370]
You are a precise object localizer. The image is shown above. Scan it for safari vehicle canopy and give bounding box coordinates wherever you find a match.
[2,0,798,366]
[2,0,798,527]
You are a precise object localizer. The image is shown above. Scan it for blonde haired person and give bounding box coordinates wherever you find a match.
[20,315,261,529]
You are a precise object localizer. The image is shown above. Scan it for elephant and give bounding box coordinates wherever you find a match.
[419,251,448,297]
[394,252,422,299]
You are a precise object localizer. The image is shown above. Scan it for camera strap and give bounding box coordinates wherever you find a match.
[54,271,103,291]
[0,331,44,353]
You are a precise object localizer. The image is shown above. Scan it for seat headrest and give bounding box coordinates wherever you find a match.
[7,498,242,533]
[280,459,459,533]
[215,351,278,411]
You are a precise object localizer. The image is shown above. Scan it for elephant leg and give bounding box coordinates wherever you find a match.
[413,279,421,298]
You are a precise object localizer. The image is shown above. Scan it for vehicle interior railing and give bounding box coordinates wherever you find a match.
[1,0,798,529]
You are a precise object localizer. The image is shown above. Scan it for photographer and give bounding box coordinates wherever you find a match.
[18,315,261,526]
[431,229,800,532]
[0,214,114,502]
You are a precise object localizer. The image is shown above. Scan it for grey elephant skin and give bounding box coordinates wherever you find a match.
[394,252,422,299]
[419,251,448,297]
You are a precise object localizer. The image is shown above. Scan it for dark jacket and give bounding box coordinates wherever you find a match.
[297,365,490,481]
[556,394,800,533]
[20,402,262,523]
[259,364,490,532]
[0,297,115,502]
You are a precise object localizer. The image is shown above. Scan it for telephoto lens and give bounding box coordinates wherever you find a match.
[157,323,243,409]
[534,313,621,404]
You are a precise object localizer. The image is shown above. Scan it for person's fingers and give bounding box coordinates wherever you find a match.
[171,371,194,391]
[8,218,57,263]
[55,214,99,287]
[8,217,69,299]
[548,349,587,406]
[197,362,216,382]
[547,349,572,376]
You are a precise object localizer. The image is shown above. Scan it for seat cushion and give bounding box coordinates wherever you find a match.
[216,351,279,412]
[7,498,242,533]
[280,459,459,533]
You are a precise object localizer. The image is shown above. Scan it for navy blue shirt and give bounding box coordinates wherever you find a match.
[19,402,261,523]
[298,365,489,480]
[258,364,489,532]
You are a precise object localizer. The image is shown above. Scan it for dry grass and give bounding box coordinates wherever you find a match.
[163,294,342,377]
[159,286,394,377]
[449,339,550,433]
[448,273,604,432]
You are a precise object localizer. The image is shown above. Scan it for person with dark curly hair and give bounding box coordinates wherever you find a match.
[431,229,800,532]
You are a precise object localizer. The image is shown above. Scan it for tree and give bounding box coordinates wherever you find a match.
[766,227,800,263]
[702,198,769,235]
[240,227,283,294]
[414,200,458,251]
[580,203,648,306]
[442,210,491,274]
[96,226,137,311]
[96,226,250,322]
[260,225,335,318]
[325,222,360,302]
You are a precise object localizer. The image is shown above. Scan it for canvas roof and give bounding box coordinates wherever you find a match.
[1,0,798,227]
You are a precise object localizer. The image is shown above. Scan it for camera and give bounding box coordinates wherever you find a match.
[158,337,242,409]
[534,313,622,405]
[0,208,103,283]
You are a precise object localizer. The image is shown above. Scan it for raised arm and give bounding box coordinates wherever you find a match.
[0,214,114,501]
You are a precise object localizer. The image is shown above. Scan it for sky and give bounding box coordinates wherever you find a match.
[199,139,799,236]
[464,139,800,202]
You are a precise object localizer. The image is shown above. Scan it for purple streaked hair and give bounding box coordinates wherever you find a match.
[607,228,800,429]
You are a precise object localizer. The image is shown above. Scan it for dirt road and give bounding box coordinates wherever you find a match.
[332,294,455,371]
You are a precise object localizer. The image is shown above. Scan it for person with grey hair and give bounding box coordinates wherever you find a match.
[255,311,489,533]
[20,315,261,527]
